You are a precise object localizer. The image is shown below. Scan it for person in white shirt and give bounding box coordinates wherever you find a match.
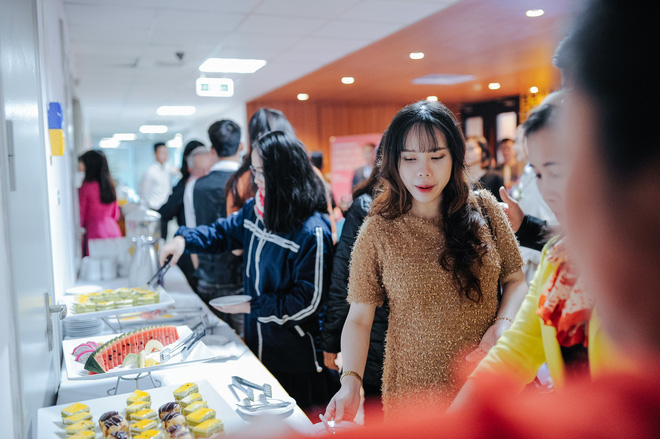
[139,142,173,210]
[182,145,213,228]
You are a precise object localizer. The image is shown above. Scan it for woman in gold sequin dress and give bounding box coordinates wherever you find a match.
[324,100,528,420]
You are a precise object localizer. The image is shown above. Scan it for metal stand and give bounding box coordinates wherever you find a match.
[106,371,161,396]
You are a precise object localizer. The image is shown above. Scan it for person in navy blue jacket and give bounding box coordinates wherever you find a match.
[160,130,334,410]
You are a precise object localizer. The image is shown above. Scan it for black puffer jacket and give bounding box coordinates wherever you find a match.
[320,194,389,387]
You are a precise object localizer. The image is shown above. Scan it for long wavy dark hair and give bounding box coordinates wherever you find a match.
[371,100,489,302]
[225,108,295,211]
[254,131,327,234]
[79,150,116,204]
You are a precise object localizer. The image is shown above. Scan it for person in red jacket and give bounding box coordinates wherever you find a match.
[78,150,122,256]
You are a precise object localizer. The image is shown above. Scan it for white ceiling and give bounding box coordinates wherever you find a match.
[64,0,462,143]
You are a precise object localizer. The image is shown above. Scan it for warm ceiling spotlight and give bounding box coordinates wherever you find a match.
[488,82,501,90]
[530,86,539,94]
[297,93,310,101]
[156,106,196,116]
[139,125,168,134]
[409,52,425,60]
[426,96,439,102]
[341,77,355,84]
[526,9,544,17]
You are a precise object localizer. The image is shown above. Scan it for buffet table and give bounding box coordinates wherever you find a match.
[38,266,316,437]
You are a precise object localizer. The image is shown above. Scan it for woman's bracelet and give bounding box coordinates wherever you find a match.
[340,370,363,386]
[495,316,514,324]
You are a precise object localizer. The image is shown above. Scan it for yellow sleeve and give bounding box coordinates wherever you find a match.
[468,239,558,391]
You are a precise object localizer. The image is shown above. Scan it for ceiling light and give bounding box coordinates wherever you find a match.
[526,9,544,17]
[99,138,120,148]
[196,78,234,97]
[412,73,475,85]
[297,93,310,101]
[199,58,266,74]
[488,82,501,90]
[112,133,136,141]
[139,125,168,134]
[530,86,539,94]
[426,96,438,102]
[409,52,424,60]
[156,106,196,116]
[341,77,355,84]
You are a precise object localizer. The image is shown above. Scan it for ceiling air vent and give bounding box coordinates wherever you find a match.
[412,73,475,85]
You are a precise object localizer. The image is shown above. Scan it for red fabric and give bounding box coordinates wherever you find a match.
[305,367,660,439]
[79,181,121,255]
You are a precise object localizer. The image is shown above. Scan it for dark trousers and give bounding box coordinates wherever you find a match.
[196,280,245,339]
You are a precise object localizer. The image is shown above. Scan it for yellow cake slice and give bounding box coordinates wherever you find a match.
[183,400,208,416]
[134,430,165,439]
[64,419,95,436]
[173,383,199,400]
[185,407,215,426]
[126,400,150,415]
[191,418,224,438]
[61,402,90,420]
[130,408,157,422]
[67,431,95,439]
[126,389,151,405]
[178,392,202,408]
[62,411,93,425]
[129,418,158,434]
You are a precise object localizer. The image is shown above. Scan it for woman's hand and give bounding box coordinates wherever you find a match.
[324,376,362,422]
[465,318,512,363]
[159,235,185,266]
[323,352,340,371]
[216,302,250,314]
[499,186,524,232]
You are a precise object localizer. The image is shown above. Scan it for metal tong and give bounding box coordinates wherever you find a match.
[231,376,272,398]
[146,255,172,289]
[160,322,206,364]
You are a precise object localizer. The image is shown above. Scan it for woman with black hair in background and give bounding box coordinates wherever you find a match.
[78,150,122,256]
[161,131,334,411]
[158,139,207,291]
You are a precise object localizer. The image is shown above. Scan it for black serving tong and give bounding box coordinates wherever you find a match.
[145,255,172,289]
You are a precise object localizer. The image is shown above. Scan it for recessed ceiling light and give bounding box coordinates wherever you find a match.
[156,106,196,116]
[341,77,355,84]
[410,52,425,60]
[530,86,539,94]
[196,77,234,97]
[99,138,120,148]
[426,96,438,102]
[412,73,475,85]
[112,133,136,141]
[199,58,266,73]
[526,9,544,17]
[297,93,310,101]
[139,125,168,134]
[488,82,501,90]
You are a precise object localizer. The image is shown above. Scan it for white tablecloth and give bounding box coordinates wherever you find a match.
[51,266,314,436]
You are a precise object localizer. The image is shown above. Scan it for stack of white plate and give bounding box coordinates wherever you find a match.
[62,318,104,339]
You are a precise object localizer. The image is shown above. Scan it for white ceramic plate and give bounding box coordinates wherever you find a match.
[62,325,216,381]
[209,295,252,308]
[65,284,102,295]
[61,286,175,320]
[37,379,247,438]
[236,396,296,417]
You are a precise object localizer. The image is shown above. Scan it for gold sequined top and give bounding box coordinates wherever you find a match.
[347,190,523,414]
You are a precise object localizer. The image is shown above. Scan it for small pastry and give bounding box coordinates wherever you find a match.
[126,389,151,405]
[68,432,95,439]
[109,432,130,439]
[191,418,224,439]
[64,419,95,436]
[130,408,157,422]
[130,418,158,434]
[162,411,187,431]
[182,400,208,416]
[61,402,90,420]
[178,392,202,408]
[158,401,183,420]
[62,411,93,425]
[170,428,194,439]
[185,407,215,426]
[126,400,150,415]
[100,412,129,437]
[173,383,198,400]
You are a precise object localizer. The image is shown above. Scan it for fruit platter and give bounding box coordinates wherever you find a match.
[62,325,216,381]
[37,379,245,438]
[60,286,175,321]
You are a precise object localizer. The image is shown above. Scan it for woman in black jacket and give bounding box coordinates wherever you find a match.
[321,142,388,420]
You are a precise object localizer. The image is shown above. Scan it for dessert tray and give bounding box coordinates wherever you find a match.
[62,325,216,381]
[37,379,246,438]
[60,286,175,321]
